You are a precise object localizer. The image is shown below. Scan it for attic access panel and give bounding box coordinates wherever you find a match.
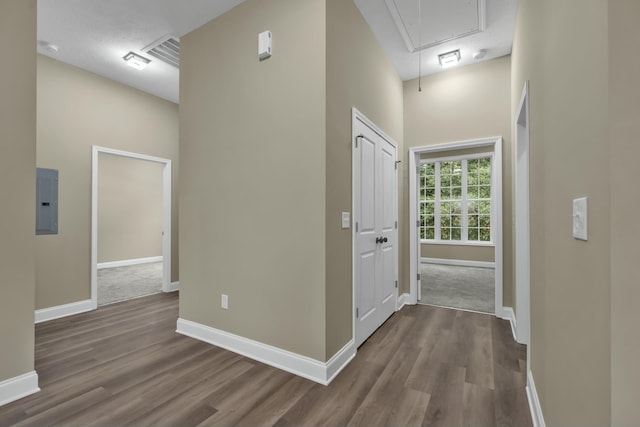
[385,0,486,52]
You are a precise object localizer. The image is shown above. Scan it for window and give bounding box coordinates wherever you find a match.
[420,155,492,243]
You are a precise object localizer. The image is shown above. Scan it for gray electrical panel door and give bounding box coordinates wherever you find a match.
[36,168,58,235]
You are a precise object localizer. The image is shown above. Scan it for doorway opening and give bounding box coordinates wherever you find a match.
[409,137,503,317]
[417,151,496,314]
[91,146,173,309]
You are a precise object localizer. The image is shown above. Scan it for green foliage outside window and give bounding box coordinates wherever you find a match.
[419,156,492,243]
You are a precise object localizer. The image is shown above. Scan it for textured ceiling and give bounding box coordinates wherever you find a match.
[37,0,518,103]
[37,0,247,103]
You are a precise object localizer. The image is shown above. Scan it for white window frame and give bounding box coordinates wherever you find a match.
[419,152,494,246]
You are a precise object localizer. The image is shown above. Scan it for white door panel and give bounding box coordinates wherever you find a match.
[360,138,376,234]
[381,143,396,232]
[380,244,396,319]
[359,252,377,315]
[354,114,398,348]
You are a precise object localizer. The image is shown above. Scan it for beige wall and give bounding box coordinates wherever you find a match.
[511,0,610,424]
[325,0,404,358]
[179,0,327,360]
[36,55,179,309]
[421,244,494,263]
[0,0,36,382]
[609,0,640,424]
[404,56,511,306]
[420,146,496,160]
[98,154,163,263]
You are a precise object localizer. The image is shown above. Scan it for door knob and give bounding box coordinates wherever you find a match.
[383,237,388,243]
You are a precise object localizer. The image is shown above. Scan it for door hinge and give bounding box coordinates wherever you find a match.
[355,222,358,233]
[395,221,398,229]
[395,280,398,289]
[417,273,421,281]
[356,307,359,318]
[417,220,420,227]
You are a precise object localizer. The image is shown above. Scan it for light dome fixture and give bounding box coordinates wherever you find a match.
[37,40,59,54]
[123,51,151,70]
[438,49,461,68]
[473,49,488,60]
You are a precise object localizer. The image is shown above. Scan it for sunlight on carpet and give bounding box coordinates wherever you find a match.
[419,263,495,313]
[98,262,163,306]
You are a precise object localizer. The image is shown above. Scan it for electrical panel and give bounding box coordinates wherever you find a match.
[36,168,58,235]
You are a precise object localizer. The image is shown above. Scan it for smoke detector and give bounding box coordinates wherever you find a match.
[38,40,59,54]
[473,49,488,60]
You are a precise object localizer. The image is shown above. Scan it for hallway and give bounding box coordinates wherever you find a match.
[0,292,531,426]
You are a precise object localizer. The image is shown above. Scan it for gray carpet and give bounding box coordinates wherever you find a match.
[98,262,163,306]
[420,263,495,313]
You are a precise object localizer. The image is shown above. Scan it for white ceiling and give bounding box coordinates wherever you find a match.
[37,0,517,104]
[354,0,518,81]
[37,0,247,103]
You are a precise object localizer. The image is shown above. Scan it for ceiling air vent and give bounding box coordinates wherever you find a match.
[143,35,180,68]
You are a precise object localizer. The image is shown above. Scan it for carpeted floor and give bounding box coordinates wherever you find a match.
[97,262,163,306]
[420,263,495,313]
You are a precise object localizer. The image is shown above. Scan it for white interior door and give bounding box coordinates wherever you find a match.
[354,115,398,348]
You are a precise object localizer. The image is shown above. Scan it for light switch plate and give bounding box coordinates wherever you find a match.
[341,212,350,229]
[221,294,228,310]
[573,197,588,240]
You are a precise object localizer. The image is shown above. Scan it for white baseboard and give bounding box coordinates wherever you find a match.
[527,370,546,427]
[35,299,94,324]
[421,257,495,269]
[396,293,411,311]
[500,306,517,341]
[166,281,180,292]
[176,318,355,385]
[0,371,40,407]
[97,256,163,270]
[325,340,357,384]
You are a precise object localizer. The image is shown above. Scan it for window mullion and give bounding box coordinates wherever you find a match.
[462,159,468,241]
[490,155,494,243]
[435,162,441,241]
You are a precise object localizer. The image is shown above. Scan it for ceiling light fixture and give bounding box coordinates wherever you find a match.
[438,50,461,68]
[123,52,151,70]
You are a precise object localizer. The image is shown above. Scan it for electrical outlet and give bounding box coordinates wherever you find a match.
[573,197,588,241]
[221,294,228,310]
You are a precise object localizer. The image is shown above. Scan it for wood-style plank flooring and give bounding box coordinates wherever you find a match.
[0,292,532,427]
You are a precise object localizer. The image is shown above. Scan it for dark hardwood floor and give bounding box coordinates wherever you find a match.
[0,292,532,427]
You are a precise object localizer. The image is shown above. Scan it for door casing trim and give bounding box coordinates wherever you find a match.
[408,136,503,316]
[91,146,172,309]
[515,81,531,347]
[351,108,399,347]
